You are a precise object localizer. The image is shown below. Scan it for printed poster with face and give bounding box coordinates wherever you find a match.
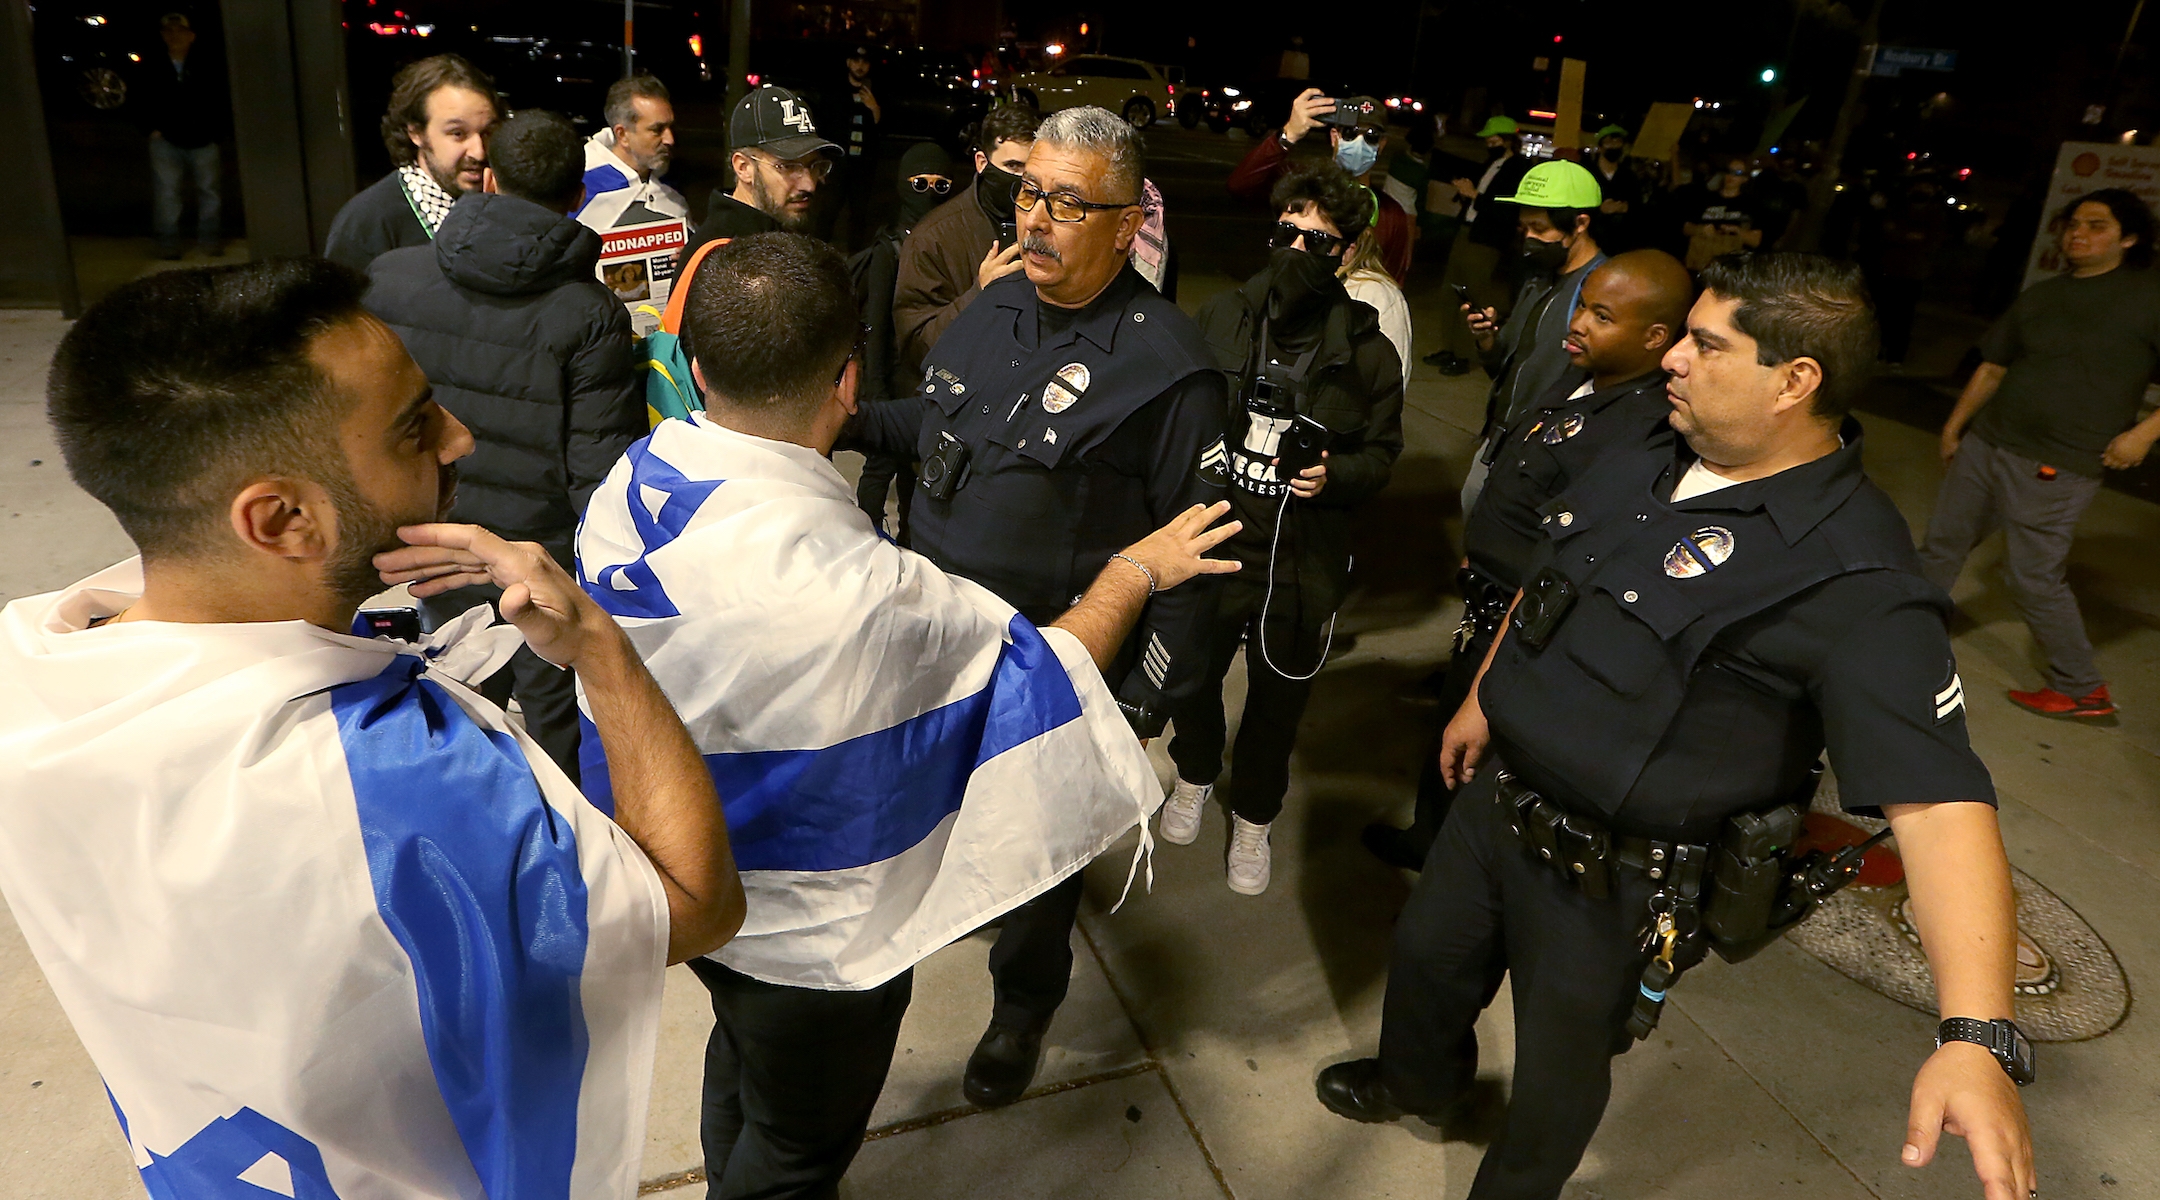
[595,217,690,336]
[2022,141,2160,291]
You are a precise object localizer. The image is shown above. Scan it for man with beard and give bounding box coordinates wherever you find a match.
[676,86,841,269]
[326,55,502,272]
[2,258,742,1198]
[1161,161,1404,894]
[844,106,1228,1108]
[1319,253,2036,1200]
[576,74,692,234]
[1365,249,1693,869]
[363,110,647,782]
[892,101,1040,375]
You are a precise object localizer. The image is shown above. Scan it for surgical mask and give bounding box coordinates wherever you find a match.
[1520,234,1569,275]
[1261,246,1342,327]
[976,162,1022,222]
[1335,136,1379,177]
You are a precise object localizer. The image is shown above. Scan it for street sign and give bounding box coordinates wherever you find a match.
[1869,46,1958,77]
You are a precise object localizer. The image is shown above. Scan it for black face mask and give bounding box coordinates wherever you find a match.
[976,162,1023,222]
[1260,245,1343,327]
[1485,144,1508,163]
[1520,235,1569,275]
[900,184,943,227]
[1601,146,1625,163]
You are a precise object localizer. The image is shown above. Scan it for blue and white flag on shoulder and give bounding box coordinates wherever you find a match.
[577,415,1161,991]
[0,562,670,1199]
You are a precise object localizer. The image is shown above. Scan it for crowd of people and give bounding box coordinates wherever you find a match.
[23,42,2148,1200]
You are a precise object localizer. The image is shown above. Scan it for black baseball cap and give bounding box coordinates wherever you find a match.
[730,86,841,161]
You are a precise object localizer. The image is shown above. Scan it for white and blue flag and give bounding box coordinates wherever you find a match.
[577,416,1161,991]
[0,563,671,1199]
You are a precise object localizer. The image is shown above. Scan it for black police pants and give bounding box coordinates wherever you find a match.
[986,871,1088,1030]
[685,958,913,1200]
[1168,576,1327,826]
[1402,624,1494,860]
[419,586,581,784]
[1377,764,1659,1200]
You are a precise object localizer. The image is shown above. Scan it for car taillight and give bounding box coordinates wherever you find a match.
[1167,83,1175,94]
[746,72,761,86]
[687,33,702,57]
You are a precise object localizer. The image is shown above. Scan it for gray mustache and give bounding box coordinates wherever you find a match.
[1021,232,1061,262]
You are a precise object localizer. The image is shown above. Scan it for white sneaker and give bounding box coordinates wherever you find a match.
[1226,816,1272,895]
[1159,778,1211,845]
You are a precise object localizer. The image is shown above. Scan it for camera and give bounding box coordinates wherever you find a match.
[917,431,973,501]
[1239,363,1332,482]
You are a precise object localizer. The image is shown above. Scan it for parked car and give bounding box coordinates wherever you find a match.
[1008,55,1172,129]
[1190,78,1367,137]
[31,0,152,115]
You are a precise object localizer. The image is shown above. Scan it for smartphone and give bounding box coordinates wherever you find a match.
[354,607,422,642]
[1273,414,1333,482]
[997,220,1019,252]
[1450,283,1475,307]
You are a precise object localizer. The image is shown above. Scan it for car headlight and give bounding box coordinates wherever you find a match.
[1232,100,1252,111]
[1222,87,1241,97]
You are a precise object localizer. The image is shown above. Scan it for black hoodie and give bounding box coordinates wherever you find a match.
[365,192,643,565]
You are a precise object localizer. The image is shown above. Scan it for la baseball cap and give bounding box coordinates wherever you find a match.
[1500,160,1603,209]
[730,85,841,162]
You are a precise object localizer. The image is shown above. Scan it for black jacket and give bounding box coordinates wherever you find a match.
[364,192,643,565]
[1192,276,1405,617]
[1467,153,1534,249]
[133,52,227,149]
[326,172,431,274]
[676,191,781,272]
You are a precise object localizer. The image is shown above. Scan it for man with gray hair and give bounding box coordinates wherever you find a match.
[575,74,692,234]
[846,104,1231,1108]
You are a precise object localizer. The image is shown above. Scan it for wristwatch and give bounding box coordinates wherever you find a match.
[1935,1017,2036,1086]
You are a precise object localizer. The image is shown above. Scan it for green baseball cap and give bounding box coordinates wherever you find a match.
[1594,124,1630,140]
[1500,160,1603,208]
[1475,116,1520,137]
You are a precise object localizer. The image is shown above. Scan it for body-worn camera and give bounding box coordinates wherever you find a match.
[1240,364,1332,484]
[1509,566,1578,648]
[917,431,973,501]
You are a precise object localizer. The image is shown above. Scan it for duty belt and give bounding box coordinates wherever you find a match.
[1453,565,1513,655]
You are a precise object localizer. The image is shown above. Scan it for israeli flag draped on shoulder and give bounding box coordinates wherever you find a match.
[577,415,1161,990]
[0,563,670,1199]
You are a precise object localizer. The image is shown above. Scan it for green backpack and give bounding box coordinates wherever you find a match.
[634,238,727,427]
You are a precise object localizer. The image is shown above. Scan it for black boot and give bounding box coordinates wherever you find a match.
[963,1020,1046,1108]
[1361,822,1427,871]
[1315,1058,1445,1125]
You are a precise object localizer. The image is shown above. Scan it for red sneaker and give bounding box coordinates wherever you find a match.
[2007,685,2117,723]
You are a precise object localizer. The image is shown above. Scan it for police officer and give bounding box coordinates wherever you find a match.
[1319,254,2037,1200]
[1366,249,1694,869]
[845,105,1229,1107]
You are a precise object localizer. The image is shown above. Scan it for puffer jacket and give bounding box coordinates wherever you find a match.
[365,192,643,566]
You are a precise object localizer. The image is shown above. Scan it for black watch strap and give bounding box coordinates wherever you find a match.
[1936,1017,2035,1086]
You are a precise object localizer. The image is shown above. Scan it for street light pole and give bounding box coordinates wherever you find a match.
[1798,0,1884,250]
[726,0,752,111]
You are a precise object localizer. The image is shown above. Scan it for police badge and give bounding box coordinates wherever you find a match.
[1540,413,1586,445]
[1663,526,1735,578]
[1041,361,1091,414]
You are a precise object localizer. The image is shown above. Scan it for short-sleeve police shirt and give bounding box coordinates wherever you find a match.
[1480,419,1996,840]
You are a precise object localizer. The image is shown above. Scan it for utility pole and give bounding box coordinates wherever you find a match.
[726,0,752,111]
[623,0,635,78]
[1797,0,1883,250]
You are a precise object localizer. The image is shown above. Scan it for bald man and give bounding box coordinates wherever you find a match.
[1366,250,1696,869]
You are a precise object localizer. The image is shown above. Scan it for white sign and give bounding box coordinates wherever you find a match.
[2021,141,2160,291]
[595,217,689,336]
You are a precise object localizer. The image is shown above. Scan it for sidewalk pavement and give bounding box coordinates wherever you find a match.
[3,261,2157,1198]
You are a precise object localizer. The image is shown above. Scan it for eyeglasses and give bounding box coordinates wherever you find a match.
[744,151,833,182]
[834,323,870,387]
[1342,128,1384,145]
[1271,221,1352,258]
[908,175,953,194]
[1014,181,1137,223]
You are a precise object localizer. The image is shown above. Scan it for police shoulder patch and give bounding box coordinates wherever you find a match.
[1197,437,1230,487]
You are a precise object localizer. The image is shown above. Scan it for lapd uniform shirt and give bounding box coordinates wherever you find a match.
[1480,418,1996,841]
[846,266,1229,732]
[1464,370,1669,592]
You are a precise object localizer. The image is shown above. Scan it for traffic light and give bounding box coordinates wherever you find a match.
[1760,67,1778,84]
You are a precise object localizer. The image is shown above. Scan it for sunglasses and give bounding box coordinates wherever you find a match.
[834,323,870,387]
[1271,221,1352,258]
[909,175,953,194]
[1342,127,1384,145]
